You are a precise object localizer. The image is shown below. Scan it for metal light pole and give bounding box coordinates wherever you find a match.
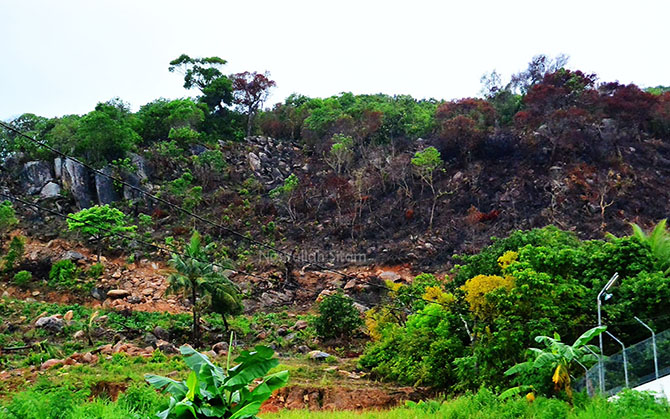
[634,316,659,380]
[597,272,619,394]
[605,330,629,388]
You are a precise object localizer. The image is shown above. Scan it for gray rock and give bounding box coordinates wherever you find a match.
[379,271,401,282]
[35,315,64,333]
[62,158,92,208]
[248,152,261,172]
[156,339,178,354]
[40,182,61,199]
[61,250,85,262]
[21,161,53,194]
[153,326,169,341]
[190,144,207,156]
[144,333,158,347]
[54,157,62,178]
[90,287,107,300]
[122,172,142,200]
[297,345,311,354]
[128,153,149,182]
[127,296,142,304]
[95,166,119,204]
[308,350,331,360]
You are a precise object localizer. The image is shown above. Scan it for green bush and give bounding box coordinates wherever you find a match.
[2,235,25,272]
[313,292,364,340]
[48,260,78,288]
[87,263,104,279]
[12,270,32,286]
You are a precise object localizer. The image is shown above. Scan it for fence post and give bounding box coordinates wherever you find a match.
[605,331,629,388]
[584,345,604,394]
[634,316,659,380]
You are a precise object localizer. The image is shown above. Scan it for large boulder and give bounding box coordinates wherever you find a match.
[40,182,61,199]
[61,158,92,208]
[122,172,142,200]
[128,153,149,182]
[21,161,53,195]
[95,166,119,204]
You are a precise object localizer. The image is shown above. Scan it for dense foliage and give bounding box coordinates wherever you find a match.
[361,226,670,395]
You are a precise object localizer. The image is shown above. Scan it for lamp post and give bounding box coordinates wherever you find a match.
[597,272,619,394]
[605,330,628,388]
[634,316,659,380]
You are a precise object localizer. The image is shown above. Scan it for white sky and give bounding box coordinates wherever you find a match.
[1,0,668,120]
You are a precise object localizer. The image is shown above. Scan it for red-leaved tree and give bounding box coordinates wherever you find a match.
[231,71,277,137]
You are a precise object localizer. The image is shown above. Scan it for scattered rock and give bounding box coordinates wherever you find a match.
[379,271,401,282]
[35,315,64,333]
[292,320,308,330]
[63,310,73,322]
[308,350,331,361]
[156,340,178,354]
[344,279,357,290]
[297,345,311,354]
[61,250,86,262]
[73,330,86,340]
[90,287,107,300]
[152,326,169,341]
[40,359,64,371]
[106,289,130,299]
[248,152,262,172]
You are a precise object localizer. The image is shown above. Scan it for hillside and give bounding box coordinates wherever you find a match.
[1,55,670,417]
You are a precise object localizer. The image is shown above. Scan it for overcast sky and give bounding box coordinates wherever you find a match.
[1,0,668,120]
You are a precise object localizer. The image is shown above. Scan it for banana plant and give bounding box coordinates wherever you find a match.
[146,344,289,418]
[631,219,670,274]
[501,326,606,402]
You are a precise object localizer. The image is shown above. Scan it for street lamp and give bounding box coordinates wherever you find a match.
[597,272,619,394]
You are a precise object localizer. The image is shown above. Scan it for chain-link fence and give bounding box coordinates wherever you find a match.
[575,328,670,396]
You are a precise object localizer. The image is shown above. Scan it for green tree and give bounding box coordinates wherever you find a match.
[67,205,137,262]
[314,292,364,340]
[168,231,240,346]
[202,276,243,333]
[75,100,140,167]
[169,55,233,115]
[326,134,354,175]
[411,146,444,229]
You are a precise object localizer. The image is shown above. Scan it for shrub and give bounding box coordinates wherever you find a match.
[12,270,32,286]
[48,259,78,288]
[87,263,104,279]
[2,235,25,272]
[146,345,288,418]
[314,292,364,340]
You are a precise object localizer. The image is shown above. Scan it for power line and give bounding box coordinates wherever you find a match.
[0,191,268,284]
[0,120,364,285]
